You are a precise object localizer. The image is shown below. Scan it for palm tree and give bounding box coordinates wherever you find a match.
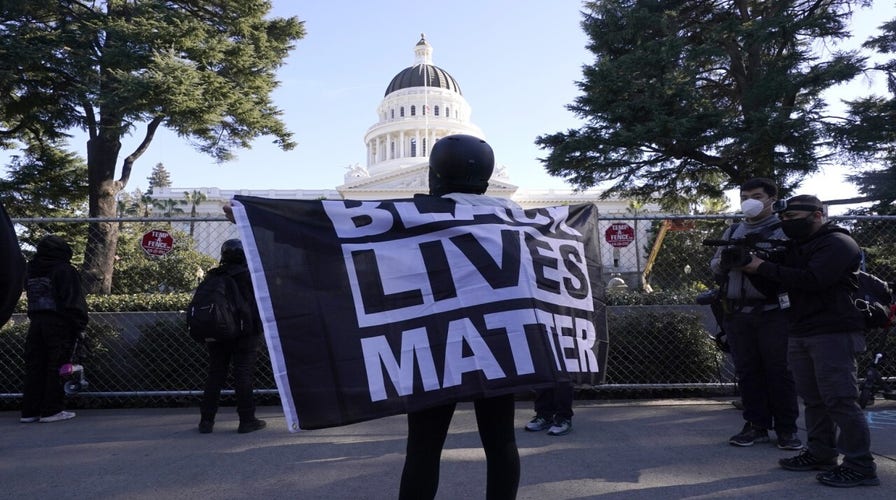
[138,191,155,217]
[184,190,208,237]
[153,198,186,217]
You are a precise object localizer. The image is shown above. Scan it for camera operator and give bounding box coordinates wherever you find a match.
[709,178,800,450]
[739,195,877,488]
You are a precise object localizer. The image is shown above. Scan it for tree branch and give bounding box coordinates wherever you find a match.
[82,99,97,139]
[116,115,164,190]
[0,122,28,138]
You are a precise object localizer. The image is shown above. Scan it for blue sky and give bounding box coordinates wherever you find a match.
[121,0,592,193]
[2,1,894,205]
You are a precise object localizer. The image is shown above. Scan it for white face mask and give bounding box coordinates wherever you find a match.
[740,198,765,218]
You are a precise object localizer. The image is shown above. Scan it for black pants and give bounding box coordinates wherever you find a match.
[724,308,798,434]
[533,382,574,421]
[789,333,875,475]
[399,393,519,500]
[200,335,259,421]
[21,316,74,418]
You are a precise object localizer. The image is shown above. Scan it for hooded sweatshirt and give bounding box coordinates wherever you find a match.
[25,235,89,330]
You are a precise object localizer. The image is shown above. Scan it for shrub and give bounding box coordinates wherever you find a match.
[605,309,721,384]
[607,288,701,306]
[131,316,208,392]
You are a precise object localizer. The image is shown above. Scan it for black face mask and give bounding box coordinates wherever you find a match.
[780,214,815,239]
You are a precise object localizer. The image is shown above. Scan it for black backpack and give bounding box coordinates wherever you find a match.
[853,270,895,330]
[187,267,247,343]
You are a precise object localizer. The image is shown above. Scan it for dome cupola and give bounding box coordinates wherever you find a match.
[359,34,484,177]
[384,34,462,96]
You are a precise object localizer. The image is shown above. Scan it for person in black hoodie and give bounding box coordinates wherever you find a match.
[20,235,88,423]
[198,238,266,434]
[740,195,878,488]
[0,200,25,327]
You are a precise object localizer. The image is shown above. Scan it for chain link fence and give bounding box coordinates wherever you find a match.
[2,213,894,409]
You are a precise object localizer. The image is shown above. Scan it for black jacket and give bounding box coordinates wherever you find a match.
[754,222,865,336]
[217,261,261,336]
[0,201,24,326]
[25,236,89,331]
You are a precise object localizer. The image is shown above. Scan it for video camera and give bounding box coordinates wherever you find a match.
[702,232,790,272]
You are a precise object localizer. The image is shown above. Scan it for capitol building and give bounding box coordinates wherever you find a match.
[152,35,654,284]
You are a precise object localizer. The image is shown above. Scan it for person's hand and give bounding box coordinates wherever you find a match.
[223,201,235,223]
[738,254,764,274]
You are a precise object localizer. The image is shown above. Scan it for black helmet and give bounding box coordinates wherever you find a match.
[220,238,245,263]
[428,134,495,196]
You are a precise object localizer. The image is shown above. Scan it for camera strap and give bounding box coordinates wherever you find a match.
[717,222,741,302]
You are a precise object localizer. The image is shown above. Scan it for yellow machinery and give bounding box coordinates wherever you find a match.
[641,219,694,291]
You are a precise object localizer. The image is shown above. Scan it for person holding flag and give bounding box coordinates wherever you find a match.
[398,134,521,500]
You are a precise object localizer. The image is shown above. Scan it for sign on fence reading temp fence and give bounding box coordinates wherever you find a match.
[140,229,174,257]
[232,195,608,431]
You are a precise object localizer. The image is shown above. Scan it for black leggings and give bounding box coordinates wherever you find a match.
[399,393,519,500]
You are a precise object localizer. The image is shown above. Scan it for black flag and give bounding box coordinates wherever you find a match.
[233,195,608,430]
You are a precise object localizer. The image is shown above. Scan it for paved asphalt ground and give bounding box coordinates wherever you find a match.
[2,398,895,499]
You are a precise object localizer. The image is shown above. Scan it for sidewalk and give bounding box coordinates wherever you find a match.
[2,398,894,499]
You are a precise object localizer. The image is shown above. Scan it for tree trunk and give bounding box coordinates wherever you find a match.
[83,136,122,295]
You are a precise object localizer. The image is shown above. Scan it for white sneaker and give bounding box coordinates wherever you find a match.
[547,419,572,436]
[524,416,552,432]
[39,411,76,423]
[20,416,39,423]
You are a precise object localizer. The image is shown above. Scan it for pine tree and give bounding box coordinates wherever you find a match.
[146,163,172,195]
[536,0,871,205]
[0,1,305,293]
[835,18,896,212]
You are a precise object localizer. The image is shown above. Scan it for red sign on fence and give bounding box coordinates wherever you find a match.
[141,229,174,257]
[604,223,635,248]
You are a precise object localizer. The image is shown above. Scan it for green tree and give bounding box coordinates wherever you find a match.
[0,137,88,217]
[146,162,172,195]
[536,0,870,205]
[0,1,305,294]
[835,19,896,213]
[152,198,186,217]
[113,223,217,294]
[117,189,155,218]
[0,136,89,247]
[138,191,155,218]
[184,190,208,237]
[645,218,730,293]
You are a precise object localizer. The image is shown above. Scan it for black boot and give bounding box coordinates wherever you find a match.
[238,418,266,434]
[198,413,215,434]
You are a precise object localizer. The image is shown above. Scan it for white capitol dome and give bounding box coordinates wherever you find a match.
[336,33,515,201]
[152,35,655,282]
[155,34,640,209]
